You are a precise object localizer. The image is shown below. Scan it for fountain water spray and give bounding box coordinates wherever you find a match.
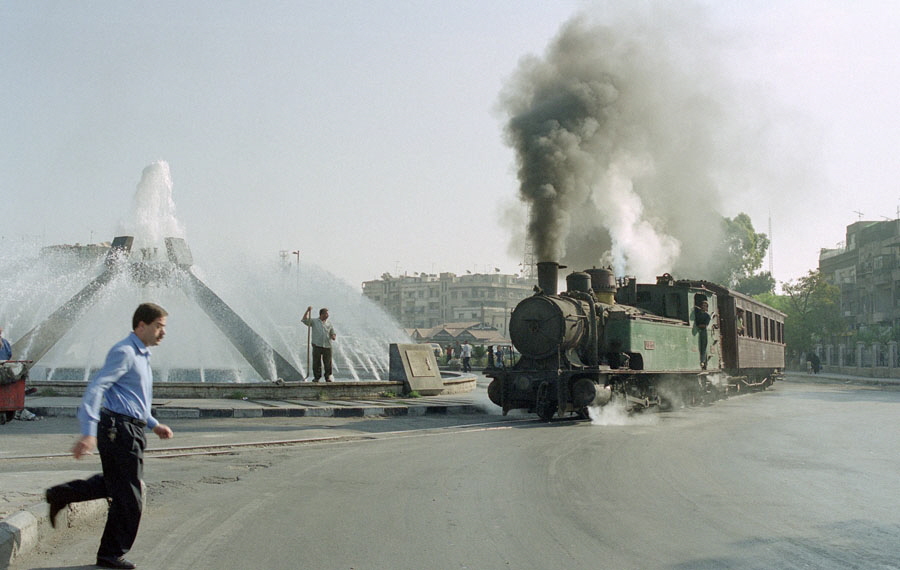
[0,162,407,383]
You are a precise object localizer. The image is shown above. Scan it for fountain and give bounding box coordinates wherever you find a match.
[0,162,409,384]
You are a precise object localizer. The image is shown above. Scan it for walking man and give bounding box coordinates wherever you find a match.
[45,303,173,570]
[460,340,473,373]
[302,306,337,382]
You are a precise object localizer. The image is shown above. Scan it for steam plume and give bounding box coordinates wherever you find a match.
[501,7,747,279]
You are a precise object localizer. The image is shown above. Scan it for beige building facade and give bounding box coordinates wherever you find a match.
[362,271,536,334]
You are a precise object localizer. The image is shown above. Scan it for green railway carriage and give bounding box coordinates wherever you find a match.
[678,280,786,387]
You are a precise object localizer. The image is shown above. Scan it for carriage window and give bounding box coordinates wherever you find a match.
[754,314,762,339]
[769,319,776,342]
[745,311,754,337]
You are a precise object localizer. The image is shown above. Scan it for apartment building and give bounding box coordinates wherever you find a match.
[819,218,900,330]
[361,271,536,334]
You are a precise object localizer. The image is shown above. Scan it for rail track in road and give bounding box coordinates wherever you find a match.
[0,417,548,462]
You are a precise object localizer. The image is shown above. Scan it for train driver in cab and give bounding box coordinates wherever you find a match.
[694,297,712,369]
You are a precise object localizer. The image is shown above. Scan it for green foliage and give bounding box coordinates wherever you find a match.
[708,213,770,289]
[735,271,775,296]
[225,391,248,400]
[752,291,787,312]
[849,325,897,346]
[407,390,422,398]
[781,270,846,353]
[473,345,486,359]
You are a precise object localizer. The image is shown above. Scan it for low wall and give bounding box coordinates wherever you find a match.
[790,364,900,379]
[818,365,900,379]
[28,372,476,400]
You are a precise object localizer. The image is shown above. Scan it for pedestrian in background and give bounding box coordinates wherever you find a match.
[460,340,473,373]
[45,303,173,570]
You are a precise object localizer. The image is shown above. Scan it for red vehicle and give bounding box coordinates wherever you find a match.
[0,361,29,424]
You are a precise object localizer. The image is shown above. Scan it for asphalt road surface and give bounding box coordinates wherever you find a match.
[9,380,900,570]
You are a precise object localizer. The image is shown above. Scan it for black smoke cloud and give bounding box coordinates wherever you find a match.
[500,6,767,280]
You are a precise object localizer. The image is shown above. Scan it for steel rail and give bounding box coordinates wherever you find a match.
[0,418,542,462]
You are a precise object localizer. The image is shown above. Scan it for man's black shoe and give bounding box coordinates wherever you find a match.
[96,556,137,569]
[45,488,66,529]
[25,387,38,395]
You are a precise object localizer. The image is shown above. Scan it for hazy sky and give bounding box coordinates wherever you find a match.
[2,1,898,290]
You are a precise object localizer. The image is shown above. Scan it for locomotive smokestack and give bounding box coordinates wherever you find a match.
[537,261,563,295]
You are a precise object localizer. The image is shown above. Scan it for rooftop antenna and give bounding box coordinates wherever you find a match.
[853,210,864,221]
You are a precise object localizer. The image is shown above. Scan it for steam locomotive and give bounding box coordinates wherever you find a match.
[486,262,785,421]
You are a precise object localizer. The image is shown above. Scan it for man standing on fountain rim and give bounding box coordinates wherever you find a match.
[302,305,337,382]
[45,302,173,570]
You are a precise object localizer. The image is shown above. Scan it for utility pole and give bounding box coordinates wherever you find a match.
[292,250,301,292]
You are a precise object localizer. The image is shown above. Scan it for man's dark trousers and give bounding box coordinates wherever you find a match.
[48,411,146,559]
[312,344,333,379]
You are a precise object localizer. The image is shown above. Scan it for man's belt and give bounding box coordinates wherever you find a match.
[100,407,147,428]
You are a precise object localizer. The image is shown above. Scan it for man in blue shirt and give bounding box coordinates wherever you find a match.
[46,303,173,570]
[0,326,11,361]
[1,324,37,400]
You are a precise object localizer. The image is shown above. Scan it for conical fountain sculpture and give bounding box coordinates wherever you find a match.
[2,161,407,383]
[13,235,304,382]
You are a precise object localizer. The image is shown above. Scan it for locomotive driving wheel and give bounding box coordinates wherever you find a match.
[535,381,556,422]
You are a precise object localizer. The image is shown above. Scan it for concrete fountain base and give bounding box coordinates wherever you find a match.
[28,371,476,400]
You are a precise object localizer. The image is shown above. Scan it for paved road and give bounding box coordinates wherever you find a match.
[7,379,899,570]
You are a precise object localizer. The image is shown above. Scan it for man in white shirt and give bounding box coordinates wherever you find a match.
[459,340,473,373]
[302,306,337,382]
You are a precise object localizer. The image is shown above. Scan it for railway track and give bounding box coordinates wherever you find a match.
[0,417,545,462]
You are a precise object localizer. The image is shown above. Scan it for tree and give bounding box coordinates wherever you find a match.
[781,270,845,353]
[708,213,771,290]
[735,271,775,296]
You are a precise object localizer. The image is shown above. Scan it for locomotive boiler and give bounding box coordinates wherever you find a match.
[486,262,785,421]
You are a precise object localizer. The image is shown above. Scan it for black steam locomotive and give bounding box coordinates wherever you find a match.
[486,262,785,421]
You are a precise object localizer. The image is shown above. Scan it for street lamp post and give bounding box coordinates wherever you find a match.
[293,250,309,379]
[292,250,301,291]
